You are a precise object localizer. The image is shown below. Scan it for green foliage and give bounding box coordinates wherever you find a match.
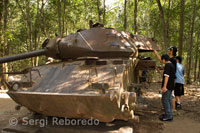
[0,0,200,79]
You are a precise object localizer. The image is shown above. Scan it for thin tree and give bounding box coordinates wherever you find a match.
[62,0,66,36]
[187,0,197,84]
[124,0,127,31]
[0,0,4,88]
[178,0,185,56]
[134,0,138,34]
[103,0,106,24]
[156,0,169,51]
[34,0,44,66]
[26,1,34,66]
[41,0,47,37]
[57,0,62,36]
[198,58,200,81]
[166,0,171,42]
[96,0,101,22]
[2,0,8,81]
[194,33,199,81]
[0,0,2,48]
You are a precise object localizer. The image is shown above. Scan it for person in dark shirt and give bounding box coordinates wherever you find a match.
[154,46,177,70]
[160,54,175,121]
[168,46,177,73]
[154,46,177,113]
[167,46,177,112]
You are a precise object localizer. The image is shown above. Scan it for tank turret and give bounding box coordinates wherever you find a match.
[0,27,139,64]
[0,24,159,64]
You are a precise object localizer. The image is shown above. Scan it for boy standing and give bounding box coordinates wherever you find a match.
[175,56,184,109]
[160,54,175,121]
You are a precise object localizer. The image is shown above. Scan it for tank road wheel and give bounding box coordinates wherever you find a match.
[15,105,22,110]
[11,82,20,91]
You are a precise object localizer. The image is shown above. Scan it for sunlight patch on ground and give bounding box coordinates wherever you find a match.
[144,92,162,99]
[0,92,10,99]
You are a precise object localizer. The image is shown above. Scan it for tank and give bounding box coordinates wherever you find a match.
[0,23,160,122]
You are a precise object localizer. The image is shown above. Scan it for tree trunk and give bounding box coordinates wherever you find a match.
[0,0,3,51]
[198,58,200,81]
[83,0,87,28]
[178,0,185,56]
[194,34,199,81]
[166,0,171,44]
[134,0,138,34]
[0,0,3,88]
[57,0,62,36]
[194,48,198,82]
[2,0,8,83]
[96,0,101,22]
[62,0,66,36]
[185,28,190,78]
[26,1,34,66]
[187,0,196,84]
[41,0,47,37]
[34,0,42,67]
[16,0,29,63]
[124,0,127,31]
[156,0,169,51]
[103,0,106,24]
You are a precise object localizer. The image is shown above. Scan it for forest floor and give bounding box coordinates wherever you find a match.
[0,82,200,133]
[133,82,200,133]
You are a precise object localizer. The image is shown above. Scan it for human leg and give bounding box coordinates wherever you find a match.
[161,90,173,120]
[175,83,183,109]
[172,96,176,111]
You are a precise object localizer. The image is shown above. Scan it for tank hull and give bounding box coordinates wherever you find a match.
[6,59,139,122]
[8,92,136,122]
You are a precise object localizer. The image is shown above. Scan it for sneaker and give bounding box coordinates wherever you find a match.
[159,114,165,119]
[176,104,182,110]
[159,116,173,122]
[175,102,178,107]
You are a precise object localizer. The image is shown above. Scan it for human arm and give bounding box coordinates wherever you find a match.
[162,64,171,93]
[153,50,162,62]
[162,76,169,93]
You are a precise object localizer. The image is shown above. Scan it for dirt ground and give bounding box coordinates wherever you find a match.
[0,82,200,133]
[133,82,200,133]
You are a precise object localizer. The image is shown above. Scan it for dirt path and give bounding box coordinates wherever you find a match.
[133,83,200,133]
[162,83,200,133]
[0,83,200,133]
[0,92,30,130]
[162,116,200,133]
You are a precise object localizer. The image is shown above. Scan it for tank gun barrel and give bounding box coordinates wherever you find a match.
[0,49,47,64]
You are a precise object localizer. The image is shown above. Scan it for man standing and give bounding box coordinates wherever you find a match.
[160,54,175,121]
[167,46,177,113]
[168,46,177,71]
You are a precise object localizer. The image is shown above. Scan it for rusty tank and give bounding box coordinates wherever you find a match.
[0,23,160,122]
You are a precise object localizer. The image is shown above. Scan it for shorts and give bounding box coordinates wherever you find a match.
[174,83,184,96]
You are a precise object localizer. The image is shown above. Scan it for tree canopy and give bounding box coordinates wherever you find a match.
[0,0,200,83]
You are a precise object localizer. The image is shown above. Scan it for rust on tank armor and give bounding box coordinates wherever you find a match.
[0,23,160,122]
